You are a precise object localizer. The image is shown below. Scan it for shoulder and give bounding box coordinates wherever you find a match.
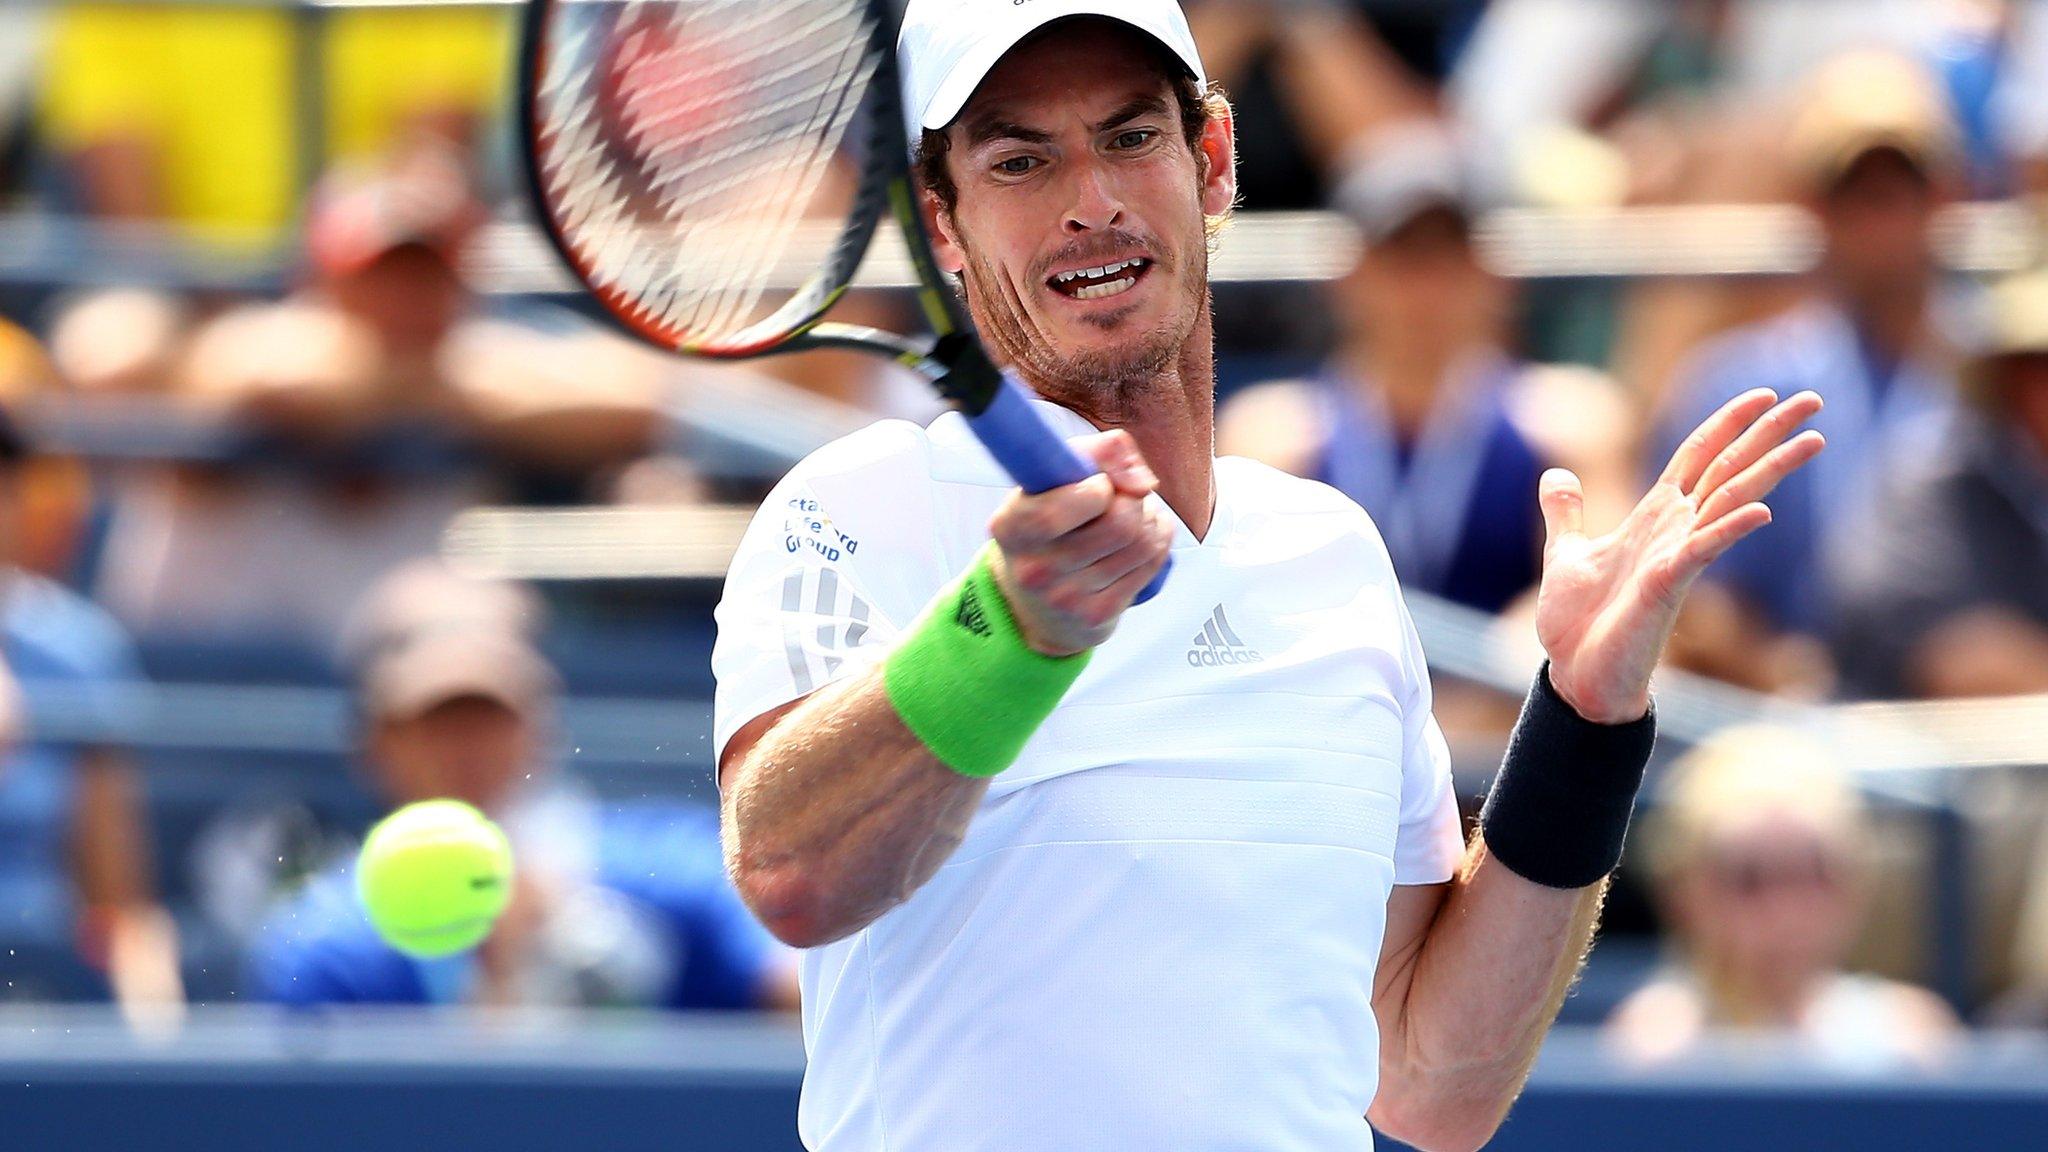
[1215,379,1327,476]
[2,574,138,679]
[1217,457,1400,577]
[783,417,940,495]
[1220,455,1384,532]
[1675,303,1834,393]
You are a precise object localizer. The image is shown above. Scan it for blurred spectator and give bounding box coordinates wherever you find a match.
[1986,829,2048,1028]
[1652,51,1964,695]
[1828,265,2048,698]
[38,2,512,245]
[1219,123,1634,614]
[0,4,37,201]
[247,565,796,1011]
[85,149,665,652]
[1607,725,1957,1067]
[0,398,183,1030]
[1450,0,1992,207]
[1187,1,1468,212]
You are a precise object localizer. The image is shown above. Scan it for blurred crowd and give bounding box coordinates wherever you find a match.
[0,0,2044,1066]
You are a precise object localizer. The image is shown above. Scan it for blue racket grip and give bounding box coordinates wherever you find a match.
[965,374,1170,604]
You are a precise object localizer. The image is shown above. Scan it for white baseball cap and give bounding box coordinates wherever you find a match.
[898,0,1207,136]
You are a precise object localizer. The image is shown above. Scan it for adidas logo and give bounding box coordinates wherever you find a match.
[1187,604,1262,667]
[954,584,992,637]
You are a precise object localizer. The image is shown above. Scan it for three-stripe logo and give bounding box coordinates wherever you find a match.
[1187,604,1262,667]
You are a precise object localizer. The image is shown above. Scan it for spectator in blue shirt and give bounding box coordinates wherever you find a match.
[1220,121,1634,615]
[247,566,795,1010]
[1654,52,1963,694]
[0,405,183,1027]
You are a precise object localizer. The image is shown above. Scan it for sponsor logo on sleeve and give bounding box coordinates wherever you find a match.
[783,495,860,563]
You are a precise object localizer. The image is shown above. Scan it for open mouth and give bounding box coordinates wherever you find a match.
[1047,257,1151,301]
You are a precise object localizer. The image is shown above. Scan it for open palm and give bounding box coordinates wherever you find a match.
[1535,389,1825,723]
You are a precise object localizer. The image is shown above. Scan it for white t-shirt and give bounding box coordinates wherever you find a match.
[713,400,1465,1152]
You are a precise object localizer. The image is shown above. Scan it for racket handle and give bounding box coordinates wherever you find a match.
[966,375,1170,604]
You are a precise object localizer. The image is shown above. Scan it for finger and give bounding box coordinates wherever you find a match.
[1694,430,1825,528]
[1040,494,1148,575]
[1675,503,1773,578]
[990,473,1116,550]
[1084,528,1174,621]
[1075,512,1172,595]
[1075,429,1158,497]
[1659,388,1778,495]
[1538,468,1585,554]
[1691,391,1824,504]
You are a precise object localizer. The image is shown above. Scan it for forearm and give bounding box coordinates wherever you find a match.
[1912,610,2048,698]
[1372,843,1605,1148]
[723,668,990,948]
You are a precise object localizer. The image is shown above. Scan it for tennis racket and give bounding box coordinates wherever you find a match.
[518,0,1169,601]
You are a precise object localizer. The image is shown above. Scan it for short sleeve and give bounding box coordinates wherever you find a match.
[1,576,147,751]
[711,420,950,764]
[1390,593,1466,885]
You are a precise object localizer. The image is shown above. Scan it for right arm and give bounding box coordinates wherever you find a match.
[720,430,1171,948]
[719,675,988,949]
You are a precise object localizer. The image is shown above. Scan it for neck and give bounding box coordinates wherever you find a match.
[1696,958,1824,1027]
[1835,278,1929,366]
[1027,311,1218,541]
[1346,336,1469,439]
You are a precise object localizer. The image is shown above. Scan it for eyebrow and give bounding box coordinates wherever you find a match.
[960,93,1176,151]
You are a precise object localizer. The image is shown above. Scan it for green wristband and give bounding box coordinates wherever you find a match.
[883,544,1092,778]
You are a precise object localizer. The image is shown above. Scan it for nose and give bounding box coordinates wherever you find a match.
[1063,159,1124,234]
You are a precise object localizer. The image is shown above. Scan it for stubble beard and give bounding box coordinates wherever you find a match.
[953,229,1210,426]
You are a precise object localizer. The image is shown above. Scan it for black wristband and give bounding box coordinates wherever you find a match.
[1478,662,1656,889]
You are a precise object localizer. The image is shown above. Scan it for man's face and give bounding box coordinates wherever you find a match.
[1816,148,1940,294]
[1993,353,2048,458]
[924,21,1234,415]
[1670,816,1861,984]
[369,695,536,814]
[328,244,466,354]
[1344,208,1502,353]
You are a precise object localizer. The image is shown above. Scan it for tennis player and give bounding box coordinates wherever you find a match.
[714,2,1823,1148]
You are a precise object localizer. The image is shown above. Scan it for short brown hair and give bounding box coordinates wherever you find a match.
[914,71,1233,243]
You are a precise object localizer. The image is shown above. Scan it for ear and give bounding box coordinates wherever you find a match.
[1198,100,1237,219]
[920,186,966,275]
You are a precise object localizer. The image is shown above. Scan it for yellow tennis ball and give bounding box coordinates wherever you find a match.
[356,799,514,959]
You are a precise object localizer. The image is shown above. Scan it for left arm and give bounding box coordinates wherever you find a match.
[1370,859,1602,1152]
[1369,388,1825,1152]
[72,748,185,1031]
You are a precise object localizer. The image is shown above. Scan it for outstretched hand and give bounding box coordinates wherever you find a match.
[1535,389,1825,723]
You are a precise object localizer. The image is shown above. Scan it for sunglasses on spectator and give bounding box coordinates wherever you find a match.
[1704,847,1841,896]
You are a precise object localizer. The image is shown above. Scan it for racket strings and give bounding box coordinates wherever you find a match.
[534,0,882,347]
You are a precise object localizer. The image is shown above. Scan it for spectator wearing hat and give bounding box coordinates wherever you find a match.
[1219,121,1634,617]
[92,149,667,653]
[247,566,795,1011]
[1651,51,1965,695]
[0,391,183,1030]
[1827,266,2048,699]
[1606,725,1957,1068]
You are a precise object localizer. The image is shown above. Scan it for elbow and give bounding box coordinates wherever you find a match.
[1369,1105,1503,1152]
[1369,1078,1514,1152]
[731,861,861,950]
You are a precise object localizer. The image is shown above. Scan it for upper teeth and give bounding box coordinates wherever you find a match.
[1055,259,1143,283]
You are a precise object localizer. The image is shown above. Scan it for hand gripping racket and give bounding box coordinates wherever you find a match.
[519,0,1169,601]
